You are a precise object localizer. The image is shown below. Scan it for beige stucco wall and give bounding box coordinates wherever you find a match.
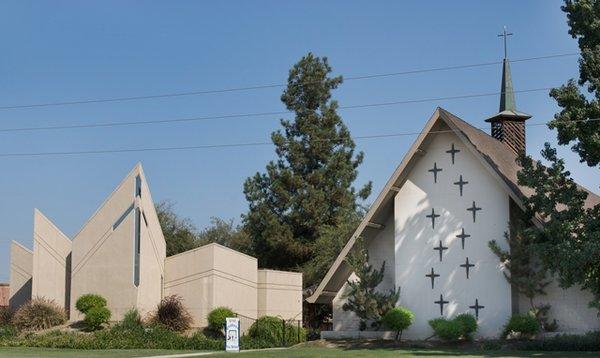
[257,269,302,321]
[9,241,33,310]
[70,164,153,321]
[164,243,259,327]
[32,209,72,312]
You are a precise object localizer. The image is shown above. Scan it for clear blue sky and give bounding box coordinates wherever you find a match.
[0,1,597,282]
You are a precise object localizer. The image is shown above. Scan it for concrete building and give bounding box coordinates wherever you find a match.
[8,164,302,326]
[0,284,9,307]
[308,57,600,338]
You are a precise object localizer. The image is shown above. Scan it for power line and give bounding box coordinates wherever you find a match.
[0,118,596,158]
[0,52,578,110]
[0,87,556,133]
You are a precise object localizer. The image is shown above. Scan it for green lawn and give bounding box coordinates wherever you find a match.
[0,348,197,357]
[0,347,598,358]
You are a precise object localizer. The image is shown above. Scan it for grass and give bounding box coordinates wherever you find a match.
[0,348,196,357]
[1,346,598,357]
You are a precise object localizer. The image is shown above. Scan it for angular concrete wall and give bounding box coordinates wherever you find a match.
[9,241,33,310]
[257,269,302,321]
[70,164,163,321]
[164,243,258,327]
[32,209,72,312]
[0,284,9,307]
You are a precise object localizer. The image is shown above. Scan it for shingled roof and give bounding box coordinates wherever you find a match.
[306,107,599,304]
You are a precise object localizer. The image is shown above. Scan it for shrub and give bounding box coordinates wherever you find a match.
[149,295,192,332]
[247,316,305,346]
[114,309,143,331]
[0,325,17,340]
[382,307,414,340]
[207,307,235,334]
[429,318,463,341]
[75,294,107,315]
[514,331,600,351]
[83,306,111,331]
[0,307,12,326]
[503,314,540,339]
[454,313,477,338]
[12,297,67,331]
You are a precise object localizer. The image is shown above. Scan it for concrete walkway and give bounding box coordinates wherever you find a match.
[140,347,287,358]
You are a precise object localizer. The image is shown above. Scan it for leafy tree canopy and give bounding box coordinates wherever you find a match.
[243,53,371,281]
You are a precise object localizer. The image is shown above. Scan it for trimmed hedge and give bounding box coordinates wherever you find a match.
[428,313,478,341]
[84,307,111,331]
[247,316,306,347]
[503,314,540,338]
[75,294,107,315]
[382,307,414,340]
[207,307,235,334]
[515,331,600,351]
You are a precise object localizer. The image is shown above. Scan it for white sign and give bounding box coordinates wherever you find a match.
[225,317,240,352]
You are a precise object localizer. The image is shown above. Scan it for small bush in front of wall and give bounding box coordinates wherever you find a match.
[83,306,111,331]
[113,308,143,331]
[0,325,18,341]
[454,313,477,339]
[514,331,600,352]
[503,314,540,339]
[247,315,306,347]
[207,306,235,335]
[12,297,67,331]
[75,294,107,315]
[382,306,415,340]
[0,307,12,326]
[149,295,193,332]
[428,313,478,341]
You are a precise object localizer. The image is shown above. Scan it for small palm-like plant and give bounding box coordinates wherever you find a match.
[12,297,67,331]
[149,295,193,332]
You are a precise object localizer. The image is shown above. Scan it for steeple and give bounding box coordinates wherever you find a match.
[486,26,531,155]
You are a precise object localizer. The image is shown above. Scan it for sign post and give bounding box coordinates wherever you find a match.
[225,317,240,352]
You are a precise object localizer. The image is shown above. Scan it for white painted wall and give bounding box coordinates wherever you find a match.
[394,132,511,338]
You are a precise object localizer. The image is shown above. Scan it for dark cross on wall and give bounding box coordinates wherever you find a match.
[434,240,448,262]
[428,162,442,183]
[467,201,482,222]
[434,294,449,316]
[456,228,471,250]
[426,267,440,289]
[469,298,485,319]
[426,208,441,229]
[453,175,469,196]
[446,143,460,164]
[460,257,475,279]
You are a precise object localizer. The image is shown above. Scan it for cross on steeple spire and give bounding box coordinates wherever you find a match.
[498,25,513,59]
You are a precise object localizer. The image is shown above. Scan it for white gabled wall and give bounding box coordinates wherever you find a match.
[394,131,511,338]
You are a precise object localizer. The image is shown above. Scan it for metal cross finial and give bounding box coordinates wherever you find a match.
[498,26,513,59]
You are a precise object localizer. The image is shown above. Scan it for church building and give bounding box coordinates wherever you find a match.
[307,54,600,338]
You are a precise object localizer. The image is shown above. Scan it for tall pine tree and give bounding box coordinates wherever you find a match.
[243,53,371,280]
[517,0,600,310]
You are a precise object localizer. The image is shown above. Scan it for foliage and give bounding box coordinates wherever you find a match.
[515,330,600,351]
[0,307,12,326]
[114,308,143,331]
[243,53,371,278]
[0,325,17,340]
[428,314,478,341]
[75,294,107,315]
[83,306,111,331]
[488,228,552,329]
[149,295,193,332]
[515,0,600,311]
[342,238,400,330]
[156,200,251,257]
[12,297,67,331]
[381,307,414,340]
[207,306,235,334]
[247,316,306,346]
[503,314,541,339]
[528,305,558,332]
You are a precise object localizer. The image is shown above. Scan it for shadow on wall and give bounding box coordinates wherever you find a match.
[9,278,31,311]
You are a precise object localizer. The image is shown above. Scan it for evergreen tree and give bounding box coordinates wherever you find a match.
[517,0,600,310]
[243,53,371,280]
[342,238,400,330]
